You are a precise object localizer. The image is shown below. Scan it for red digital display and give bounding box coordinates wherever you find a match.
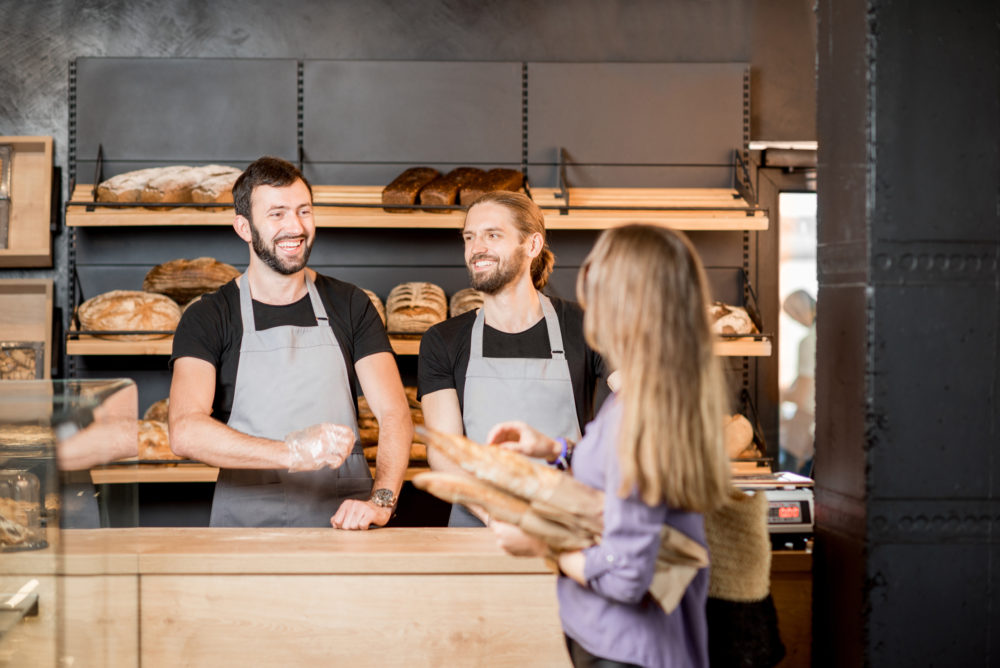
[777,505,801,520]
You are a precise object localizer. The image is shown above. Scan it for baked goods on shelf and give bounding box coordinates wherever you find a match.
[143,398,170,422]
[137,419,181,460]
[77,290,181,340]
[419,167,486,212]
[459,168,525,206]
[386,282,447,333]
[723,413,756,459]
[382,167,441,213]
[97,165,242,209]
[358,386,425,460]
[708,302,758,335]
[449,287,483,317]
[0,345,39,380]
[142,257,241,305]
[190,171,242,209]
[362,289,386,326]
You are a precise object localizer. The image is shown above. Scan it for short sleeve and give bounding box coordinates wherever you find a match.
[169,293,227,370]
[417,325,457,399]
[347,286,393,362]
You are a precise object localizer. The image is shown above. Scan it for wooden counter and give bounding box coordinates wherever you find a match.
[0,529,811,667]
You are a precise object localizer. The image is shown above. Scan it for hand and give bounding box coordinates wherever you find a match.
[486,421,559,461]
[285,423,355,471]
[490,520,548,557]
[330,499,392,530]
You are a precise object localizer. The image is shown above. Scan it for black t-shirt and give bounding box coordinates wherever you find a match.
[417,296,609,429]
[169,274,392,423]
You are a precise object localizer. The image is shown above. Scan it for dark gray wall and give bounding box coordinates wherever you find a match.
[815,1,1000,665]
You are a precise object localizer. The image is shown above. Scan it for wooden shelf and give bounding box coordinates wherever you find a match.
[89,462,429,485]
[67,185,767,231]
[66,333,423,357]
[0,136,53,267]
[68,333,769,357]
[0,279,53,378]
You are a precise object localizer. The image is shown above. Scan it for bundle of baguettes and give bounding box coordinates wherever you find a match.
[413,426,604,550]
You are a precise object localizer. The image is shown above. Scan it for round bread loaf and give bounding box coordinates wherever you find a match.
[362,289,386,326]
[723,413,755,458]
[449,287,484,317]
[143,257,241,305]
[386,282,447,333]
[708,302,758,335]
[78,290,181,341]
[137,420,180,460]
[143,398,169,422]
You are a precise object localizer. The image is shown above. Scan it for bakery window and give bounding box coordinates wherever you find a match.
[777,192,817,475]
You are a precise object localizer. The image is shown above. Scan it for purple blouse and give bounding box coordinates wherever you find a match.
[557,395,710,668]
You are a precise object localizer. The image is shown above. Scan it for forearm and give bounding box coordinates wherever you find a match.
[371,408,412,495]
[171,413,290,469]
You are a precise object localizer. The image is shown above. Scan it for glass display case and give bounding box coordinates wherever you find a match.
[0,379,139,667]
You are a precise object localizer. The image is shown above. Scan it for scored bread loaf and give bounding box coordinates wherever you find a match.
[143,398,170,422]
[78,290,181,341]
[386,282,447,333]
[449,287,484,317]
[419,167,486,212]
[142,257,241,305]
[97,167,176,203]
[137,420,180,460]
[140,164,242,209]
[190,168,243,209]
[708,302,758,335]
[382,167,441,213]
[459,168,524,207]
[362,289,386,326]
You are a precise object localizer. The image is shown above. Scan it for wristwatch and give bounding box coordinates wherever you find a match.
[370,488,397,509]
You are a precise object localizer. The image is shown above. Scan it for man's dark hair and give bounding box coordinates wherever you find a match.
[232,156,312,220]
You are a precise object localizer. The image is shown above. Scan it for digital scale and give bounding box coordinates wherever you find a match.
[733,471,814,549]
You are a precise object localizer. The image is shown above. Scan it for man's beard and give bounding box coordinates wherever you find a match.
[468,244,527,295]
[249,219,312,275]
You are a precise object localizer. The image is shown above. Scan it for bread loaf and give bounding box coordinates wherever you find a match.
[96,167,173,203]
[386,282,447,333]
[0,346,38,380]
[708,302,758,335]
[449,287,484,317]
[142,257,241,305]
[382,167,441,213]
[137,419,180,460]
[143,398,169,422]
[362,289,386,326]
[140,164,241,209]
[723,413,755,459]
[190,168,243,209]
[419,167,486,212]
[459,168,524,207]
[78,290,181,341]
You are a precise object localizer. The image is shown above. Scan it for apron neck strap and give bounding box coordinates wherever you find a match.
[470,292,565,359]
[238,272,330,334]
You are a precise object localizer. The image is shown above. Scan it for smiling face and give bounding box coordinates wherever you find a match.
[462,201,531,295]
[243,179,315,275]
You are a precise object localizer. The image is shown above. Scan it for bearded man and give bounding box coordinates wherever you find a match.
[417,190,609,527]
[169,156,411,528]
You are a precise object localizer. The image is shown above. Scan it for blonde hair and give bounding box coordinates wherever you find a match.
[577,224,730,512]
[466,190,555,289]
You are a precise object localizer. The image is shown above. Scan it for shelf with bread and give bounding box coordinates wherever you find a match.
[65,184,767,232]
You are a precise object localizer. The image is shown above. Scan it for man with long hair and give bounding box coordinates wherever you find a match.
[418,190,608,526]
[169,156,412,528]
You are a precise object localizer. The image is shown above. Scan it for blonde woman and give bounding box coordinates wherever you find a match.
[488,224,731,668]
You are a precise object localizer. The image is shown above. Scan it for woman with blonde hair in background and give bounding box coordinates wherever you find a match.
[488,224,731,668]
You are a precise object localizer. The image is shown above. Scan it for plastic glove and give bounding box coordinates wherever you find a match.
[284,423,355,471]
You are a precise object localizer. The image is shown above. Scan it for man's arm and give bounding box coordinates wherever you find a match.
[330,351,412,530]
[421,388,490,525]
[169,356,292,468]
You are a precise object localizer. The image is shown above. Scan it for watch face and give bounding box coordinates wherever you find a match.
[372,488,395,507]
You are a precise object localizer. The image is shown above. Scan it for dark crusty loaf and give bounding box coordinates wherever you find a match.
[459,168,524,207]
[142,257,241,305]
[386,282,447,333]
[382,167,441,213]
[419,167,486,212]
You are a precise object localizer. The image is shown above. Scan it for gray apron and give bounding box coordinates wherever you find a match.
[210,273,372,527]
[450,292,583,527]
